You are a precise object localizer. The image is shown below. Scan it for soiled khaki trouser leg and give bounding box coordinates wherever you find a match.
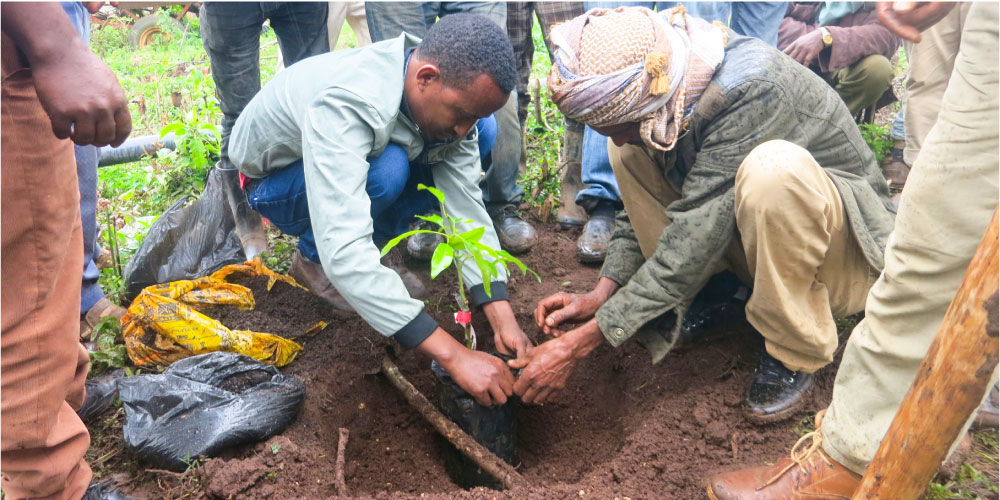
[823,2,1000,475]
[1,35,92,500]
[606,140,679,259]
[826,54,894,117]
[609,138,872,373]
[735,140,875,373]
[902,2,970,165]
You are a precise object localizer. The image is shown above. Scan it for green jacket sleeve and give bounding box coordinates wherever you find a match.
[595,77,804,351]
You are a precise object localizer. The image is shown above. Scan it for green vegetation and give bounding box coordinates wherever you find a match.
[88,317,128,377]
[380,184,539,349]
[860,122,894,165]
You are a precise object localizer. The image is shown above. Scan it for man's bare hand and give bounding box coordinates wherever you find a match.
[877,2,955,42]
[535,290,605,336]
[445,349,515,406]
[783,29,825,68]
[493,323,532,358]
[509,318,606,405]
[32,40,132,147]
[482,299,533,357]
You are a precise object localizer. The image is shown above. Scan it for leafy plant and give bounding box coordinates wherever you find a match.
[157,68,221,196]
[89,316,129,377]
[859,122,893,165]
[380,184,540,349]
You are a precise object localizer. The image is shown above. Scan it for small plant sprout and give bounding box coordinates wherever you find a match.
[380,184,540,350]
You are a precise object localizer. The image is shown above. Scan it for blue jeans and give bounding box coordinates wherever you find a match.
[200,2,330,168]
[247,116,497,263]
[683,2,787,47]
[579,126,623,209]
[365,2,523,206]
[891,107,905,141]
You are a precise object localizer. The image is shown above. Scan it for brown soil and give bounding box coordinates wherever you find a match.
[112,223,849,500]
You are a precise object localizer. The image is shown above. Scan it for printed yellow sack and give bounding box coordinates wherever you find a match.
[123,259,304,368]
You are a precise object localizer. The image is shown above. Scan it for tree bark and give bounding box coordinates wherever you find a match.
[852,206,999,500]
[380,356,525,490]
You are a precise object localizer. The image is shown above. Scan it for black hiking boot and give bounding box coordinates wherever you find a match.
[406,216,445,260]
[744,349,814,424]
[678,271,752,344]
[576,201,615,263]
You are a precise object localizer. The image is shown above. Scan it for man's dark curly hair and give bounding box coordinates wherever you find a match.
[417,13,516,95]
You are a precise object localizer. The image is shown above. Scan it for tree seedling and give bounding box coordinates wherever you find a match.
[380,184,540,349]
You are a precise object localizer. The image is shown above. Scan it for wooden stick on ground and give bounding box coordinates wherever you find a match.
[335,427,350,497]
[380,356,526,490]
[852,206,999,500]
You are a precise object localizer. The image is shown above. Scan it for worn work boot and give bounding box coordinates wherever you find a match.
[83,481,143,500]
[744,349,815,424]
[81,297,127,341]
[557,127,587,229]
[381,246,426,298]
[708,410,861,499]
[677,271,751,344]
[576,201,616,263]
[287,249,354,312]
[489,204,537,254]
[882,140,910,190]
[406,217,445,260]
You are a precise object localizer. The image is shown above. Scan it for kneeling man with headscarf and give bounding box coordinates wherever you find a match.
[509,6,895,423]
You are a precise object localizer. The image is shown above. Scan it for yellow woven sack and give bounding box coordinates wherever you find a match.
[122,259,305,368]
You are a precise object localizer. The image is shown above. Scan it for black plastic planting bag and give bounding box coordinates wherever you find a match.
[122,167,245,301]
[432,356,518,489]
[119,352,305,471]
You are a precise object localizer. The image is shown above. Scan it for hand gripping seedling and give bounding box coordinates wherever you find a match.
[380,184,540,349]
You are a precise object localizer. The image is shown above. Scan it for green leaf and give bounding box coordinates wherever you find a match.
[459,226,486,243]
[379,229,444,257]
[475,258,496,297]
[417,183,445,205]
[430,243,454,279]
[415,214,444,227]
[159,122,185,138]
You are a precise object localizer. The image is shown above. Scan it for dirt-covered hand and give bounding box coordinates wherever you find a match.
[32,39,132,147]
[508,329,588,405]
[493,324,532,358]
[783,29,825,68]
[445,349,515,407]
[876,2,955,42]
[534,291,605,336]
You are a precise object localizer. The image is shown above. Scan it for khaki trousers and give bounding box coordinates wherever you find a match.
[823,2,999,475]
[825,54,895,117]
[902,2,971,165]
[1,36,92,500]
[328,1,371,49]
[608,139,876,373]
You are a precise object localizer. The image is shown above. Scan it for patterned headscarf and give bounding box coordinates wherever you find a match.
[548,6,728,151]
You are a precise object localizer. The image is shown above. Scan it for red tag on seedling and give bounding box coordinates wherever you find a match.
[454,311,472,326]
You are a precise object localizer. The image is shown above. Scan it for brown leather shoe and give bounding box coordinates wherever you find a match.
[707,410,861,500]
[882,142,910,190]
[81,297,127,340]
[287,250,354,312]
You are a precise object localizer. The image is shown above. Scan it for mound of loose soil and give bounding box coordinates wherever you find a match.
[116,223,848,500]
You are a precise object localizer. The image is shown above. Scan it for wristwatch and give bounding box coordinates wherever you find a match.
[818,27,834,47]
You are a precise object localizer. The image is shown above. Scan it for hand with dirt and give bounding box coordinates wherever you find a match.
[534,277,620,336]
[482,300,532,357]
[509,318,605,405]
[1,3,132,147]
[417,328,514,406]
[783,29,825,68]
[877,2,956,42]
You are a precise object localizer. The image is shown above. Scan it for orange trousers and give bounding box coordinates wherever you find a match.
[1,34,93,500]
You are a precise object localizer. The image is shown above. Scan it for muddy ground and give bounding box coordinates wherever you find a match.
[92,222,994,500]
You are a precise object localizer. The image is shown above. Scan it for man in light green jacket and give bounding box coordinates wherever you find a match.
[229,14,530,406]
